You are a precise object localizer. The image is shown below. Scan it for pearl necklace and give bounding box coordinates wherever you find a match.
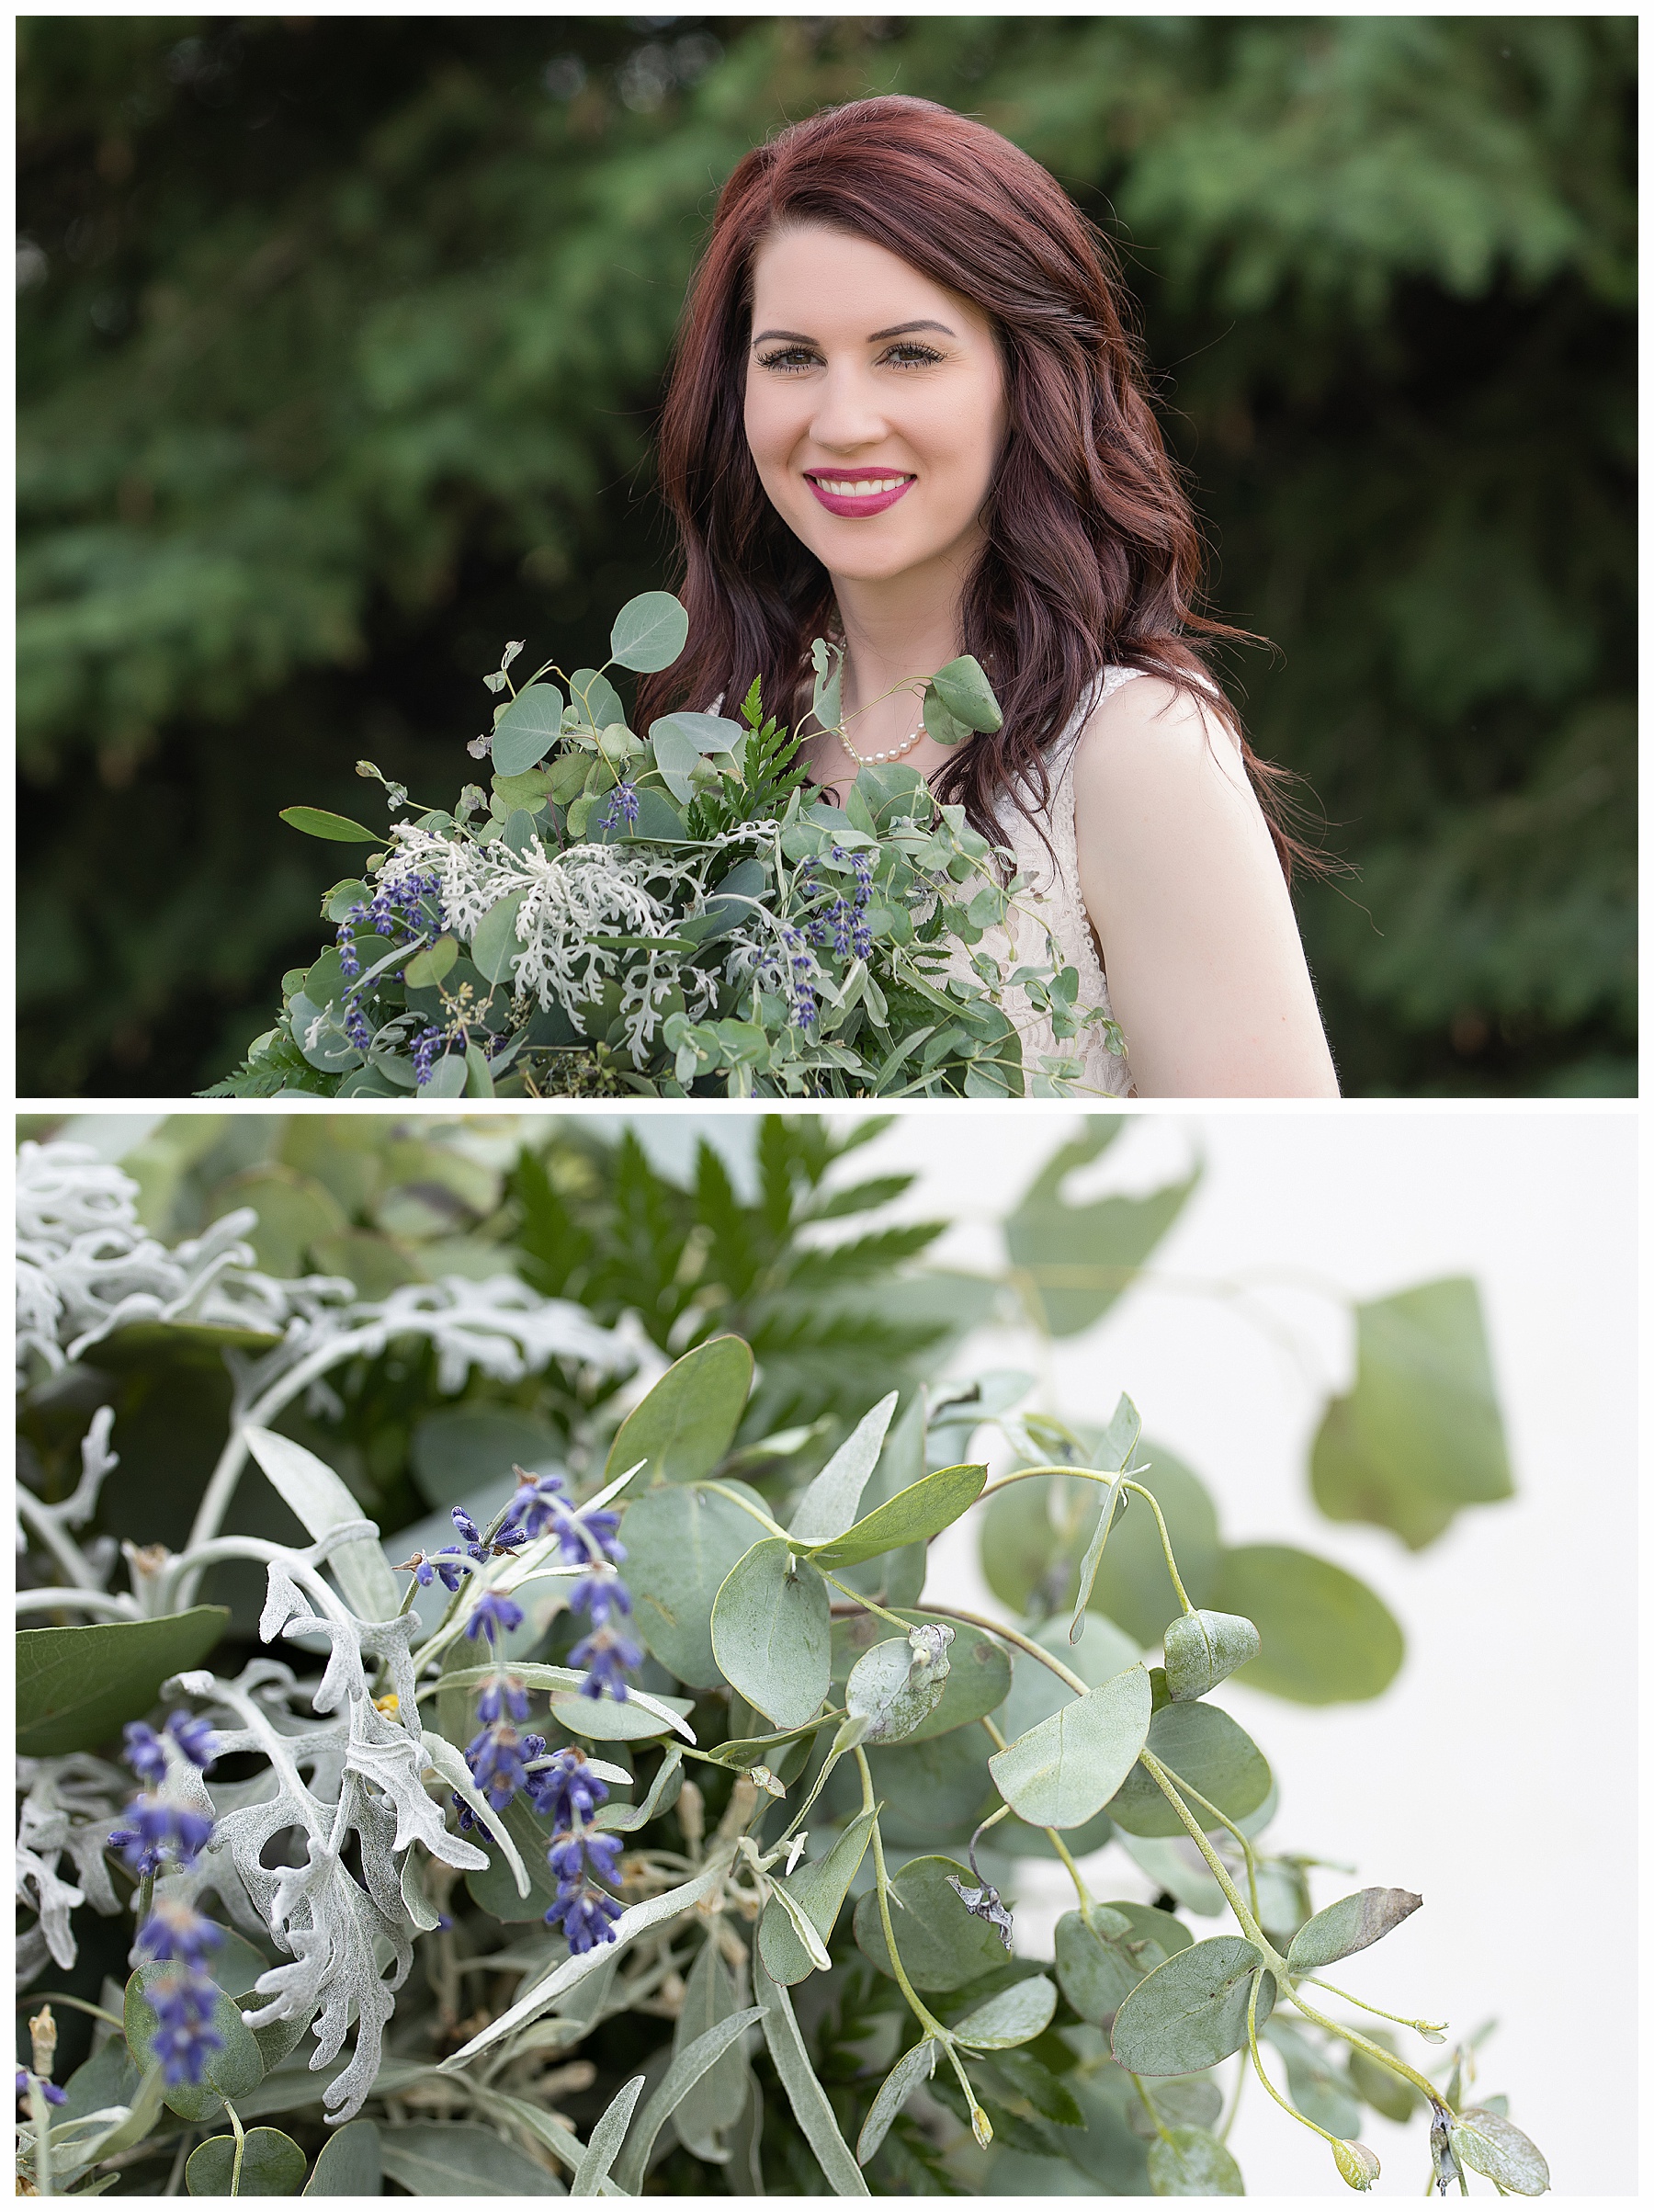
[839,721,925,766]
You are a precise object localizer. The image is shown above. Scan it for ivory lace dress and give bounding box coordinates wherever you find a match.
[948,666,1145,1098]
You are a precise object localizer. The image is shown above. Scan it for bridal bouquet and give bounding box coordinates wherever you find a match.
[209,596,1115,1099]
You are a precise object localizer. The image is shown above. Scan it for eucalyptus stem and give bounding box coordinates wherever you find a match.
[978,1468,1193,1616]
[920,1603,1089,1696]
[1153,1759,1263,1923]
[1139,1750,1277,1958]
[1286,1984,1447,2110]
[223,2097,245,2196]
[14,1992,126,2033]
[818,1571,911,1634]
[857,1751,949,2047]
[1244,1972,1342,2151]
[28,2076,55,2196]
[1303,1973,1445,2037]
[1130,2072,1173,2148]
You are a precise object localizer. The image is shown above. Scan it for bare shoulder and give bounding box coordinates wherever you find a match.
[1071,670,1260,847]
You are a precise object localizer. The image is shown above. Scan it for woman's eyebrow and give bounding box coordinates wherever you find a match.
[867,319,955,340]
[752,328,816,346]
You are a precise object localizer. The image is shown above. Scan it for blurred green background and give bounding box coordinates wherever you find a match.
[17,16,1636,1098]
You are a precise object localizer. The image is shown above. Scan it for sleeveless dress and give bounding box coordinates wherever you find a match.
[947,666,1145,1098]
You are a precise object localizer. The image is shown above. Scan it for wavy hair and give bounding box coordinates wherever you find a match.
[641,94,1305,873]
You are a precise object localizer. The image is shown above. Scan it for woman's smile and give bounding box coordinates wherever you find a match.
[804,469,917,516]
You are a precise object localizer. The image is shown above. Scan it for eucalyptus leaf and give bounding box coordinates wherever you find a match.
[953,1972,1057,2049]
[1105,1699,1272,1837]
[17,1606,229,1756]
[1311,1278,1512,1549]
[300,2116,380,2195]
[125,1966,265,2121]
[989,1664,1153,1829]
[1110,1937,1276,2074]
[1054,1900,1191,2025]
[622,1479,771,1687]
[1287,1887,1422,1974]
[470,890,527,986]
[929,654,1003,733]
[710,1536,832,1730]
[845,1626,954,1743]
[758,1808,878,1986]
[1210,1545,1403,1705]
[606,1336,753,1485]
[1145,2126,1245,2196]
[278,807,379,843]
[1161,1608,1262,1701]
[803,1462,987,1567]
[853,1855,1018,1992]
[185,2126,307,2196]
[1449,2107,1550,2195]
[833,1609,1011,1741]
[788,1390,900,1543]
[491,684,567,777]
[857,2042,940,2167]
[1004,1123,1199,1337]
[921,683,973,747]
[610,590,689,673]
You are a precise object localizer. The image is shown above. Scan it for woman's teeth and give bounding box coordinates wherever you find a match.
[814,477,910,494]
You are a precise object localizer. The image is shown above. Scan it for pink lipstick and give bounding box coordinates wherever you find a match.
[804,469,916,518]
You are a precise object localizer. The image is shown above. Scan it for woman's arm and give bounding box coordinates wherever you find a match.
[1071,676,1341,1098]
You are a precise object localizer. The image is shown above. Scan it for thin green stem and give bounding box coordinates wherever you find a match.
[1286,1986,1448,2110]
[1138,1750,1277,1958]
[224,2097,245,2196]
[923,1603,1089,1696]
[698,1482,792,1541]
[1303,1974,1446,2037]
[858,1752,950,2046]
[1154,1760,1262,1923]
[136,1871,155,1930]
[1244,1974,1341,2150]
[1218,2049,1246,2145]
[1130,2073,1173,2148]
[817,1571,911,1634]
[979,1468,1192,1616]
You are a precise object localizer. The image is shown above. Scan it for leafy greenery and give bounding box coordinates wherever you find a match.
[17,17,1635,1095]
[17,1114,1545,2195]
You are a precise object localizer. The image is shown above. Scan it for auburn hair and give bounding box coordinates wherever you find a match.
[641,94,1304,873]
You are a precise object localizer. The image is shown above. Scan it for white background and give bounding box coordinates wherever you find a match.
[71,1103,1637,2195]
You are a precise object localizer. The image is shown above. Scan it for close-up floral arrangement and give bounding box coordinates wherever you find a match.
[208,596,1109,1101]
[16,1116,1549,2197]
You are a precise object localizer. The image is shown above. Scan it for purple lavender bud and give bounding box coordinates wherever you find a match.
[17,2070,67,2106]
[137,1900,225,1971]
[465,1591,525,1646]
[475,1673,530,1726]
[166,1712,218,1772]
[122,1722,168,1790]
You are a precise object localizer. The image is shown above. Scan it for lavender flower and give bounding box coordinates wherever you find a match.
[16,2071,66,2108]
[136,1898,225,1972]
[412,1025,445,1087]
[476,1673,530,1726]
[399,1546,474,1593]
[121,1722,169,1790]
[465,1723,535,1811]
[570,1624,644,1701]
[600,781,641,833]
[545,1827,625,1954]
[147,1972,223,2087]
[527,1748,607,1830]
[465,1591,526,1646]
[108,1798,214,1877]
[166,1711,218,1771]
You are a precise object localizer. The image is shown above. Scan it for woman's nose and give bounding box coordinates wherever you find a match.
[808,364,889,453]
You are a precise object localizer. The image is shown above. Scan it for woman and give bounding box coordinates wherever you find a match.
[641,96,1340,1098]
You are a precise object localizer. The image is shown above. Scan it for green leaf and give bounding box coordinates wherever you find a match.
[491,683,566,777]
[788,1390,900,1542]
[126,1965,265,2121]
[1310,1278,1512,1549]
[243,1426,402,1621]
[1347,2032,1418,2123]
[596,1742,684,1833]
[610,590,689,672]
[186,2127,307,2196]
[753,1949,870,2195]
[953,1973,1057,2049]
[1005,1124,1199,1336]
[566,668,627,731]
[856,2037,938,2165]
[617,1480,767,1688]
[571,2076,644,2196]
[921,681,973,747]
[1082,1452,1222,1645]
[402,936,458,990]
[929,654,1003,733]
[989,1664,1153,1829]
[835,1609,1011,1741]
[1146,2125,1245,2196]
[609,2002,765,2190]
[1110,1937,1276,2074]
[845,1628,954,1743]
[549,1688,695,1741]
[1450,2107,1549,2195]
[1210,1546,1403,1704]
[410,1405,561,1510]
[1162,1609,1262,1701]
[301,2118,380,2195]
[1287,1887,1422,1974]
[853,1855,1021,1992]
[710,1537,832,1729]
[1260,2015,1362,2139]
[279,807,379,843]
[1105,1699,1272,1836]
[379,2122,563,2195]
[803,1462,987,1567]
[663,1939,753,2164]
[606,1336,753,1485]
[861,1723,996,1849]
[463,1793,561,1922]
[17,1606,229,1755]
[758,1808,878,1986]
[1054,1900,1191,2025]
[470,890,527,985]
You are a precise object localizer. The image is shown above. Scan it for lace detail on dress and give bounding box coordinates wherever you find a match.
[946,666,1147,1097]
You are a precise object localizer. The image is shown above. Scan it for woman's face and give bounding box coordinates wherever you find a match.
[743,223,1007,588]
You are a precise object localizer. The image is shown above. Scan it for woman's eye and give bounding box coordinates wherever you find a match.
[881,343,944,369]
[756,347,820,373]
